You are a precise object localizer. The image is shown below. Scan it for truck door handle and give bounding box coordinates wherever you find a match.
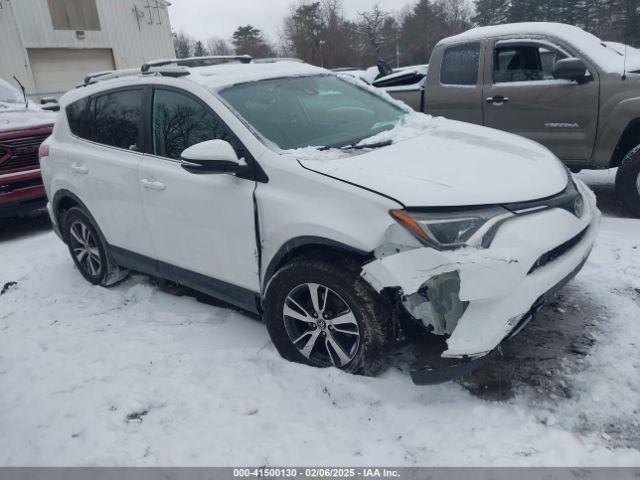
[140,179,166,191]
[70,163,89,175]
[486,96,510,106]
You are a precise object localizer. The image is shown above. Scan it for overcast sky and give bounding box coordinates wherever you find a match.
[168,0,417,44]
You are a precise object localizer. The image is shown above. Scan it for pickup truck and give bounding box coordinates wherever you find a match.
[377,22,640,217]
[0,78,56,220]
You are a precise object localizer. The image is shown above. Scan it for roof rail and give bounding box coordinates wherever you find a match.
[141,55,253,72]
[253,57,303,64]
[79,68,140,87]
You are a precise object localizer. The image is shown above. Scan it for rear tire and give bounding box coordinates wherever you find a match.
[62,206,127,286]
[263,258,395,377]
[616,145,640,217]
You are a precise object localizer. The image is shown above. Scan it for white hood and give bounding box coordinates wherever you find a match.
[298,119,568,207]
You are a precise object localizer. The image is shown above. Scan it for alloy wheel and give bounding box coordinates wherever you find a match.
[69,221,102,277]
[282,283,360,368]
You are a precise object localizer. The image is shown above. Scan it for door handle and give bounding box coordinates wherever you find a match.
[70,163,89,175]
[486,96,510,106]
[140,179,166,191]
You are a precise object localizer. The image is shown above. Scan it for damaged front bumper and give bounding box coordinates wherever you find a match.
[362,181,601,382]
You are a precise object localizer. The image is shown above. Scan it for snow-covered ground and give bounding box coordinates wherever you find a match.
[0,170,638,466]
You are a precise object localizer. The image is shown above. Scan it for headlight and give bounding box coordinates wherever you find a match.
[390,207,514,250]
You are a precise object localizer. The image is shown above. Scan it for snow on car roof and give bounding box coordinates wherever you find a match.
[189,61,328,90]
[59,61,330,106]
[441,22,636,73]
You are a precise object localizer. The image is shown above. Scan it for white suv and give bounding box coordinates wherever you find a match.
[40,56,601,384]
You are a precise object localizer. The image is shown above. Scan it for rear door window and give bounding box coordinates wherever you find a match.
[88,89,142,150]
[66,97,89,137]
[440,43,480,86]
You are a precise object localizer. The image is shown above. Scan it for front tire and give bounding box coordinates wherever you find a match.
[263,258,395,376]
[616,145,640,217]
[62,206,127,286]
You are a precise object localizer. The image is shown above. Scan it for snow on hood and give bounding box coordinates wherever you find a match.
[0,108,56,134]
[291,113,568,207]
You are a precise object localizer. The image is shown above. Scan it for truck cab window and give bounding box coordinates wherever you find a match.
[494,45,567,83]
[440,43,480,86]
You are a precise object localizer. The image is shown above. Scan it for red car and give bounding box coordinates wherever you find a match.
[0,79,56,220]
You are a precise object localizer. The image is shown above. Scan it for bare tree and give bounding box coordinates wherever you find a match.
[283,1,326,65]
[206,37,234,56]
[282,0,359,68]
[173,30,195,59]
[193,40,208,57]
[357,5,389,64]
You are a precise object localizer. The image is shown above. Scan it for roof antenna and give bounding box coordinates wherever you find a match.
[622,0,630,80]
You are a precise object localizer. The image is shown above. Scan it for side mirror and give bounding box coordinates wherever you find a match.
[376,59,393,80]
[40,97,60,112]
[180,140,249,175]
[553,58,590,83]
[41,104,60,112]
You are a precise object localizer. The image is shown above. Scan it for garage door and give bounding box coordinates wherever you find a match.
[28,48,115,99]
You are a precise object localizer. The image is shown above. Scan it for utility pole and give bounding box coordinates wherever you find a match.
[319,39,325,68]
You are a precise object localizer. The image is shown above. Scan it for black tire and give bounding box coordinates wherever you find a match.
[263,258,395,377]
[62,206,126,286]
[616,145,640,217]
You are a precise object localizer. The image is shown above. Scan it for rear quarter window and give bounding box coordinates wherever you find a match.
[66,97,89,137]
[87,89,143,150]
[440,43,481,86]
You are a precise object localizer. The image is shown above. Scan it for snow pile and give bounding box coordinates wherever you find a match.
[354,112,441,146]
[1,207,639,465]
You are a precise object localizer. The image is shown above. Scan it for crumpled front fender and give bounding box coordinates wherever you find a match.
[361,186,601,359]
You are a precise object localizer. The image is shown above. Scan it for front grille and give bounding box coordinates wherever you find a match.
[0,134,48,173]
[528,226,589,274]
[0,176,43,194]
[503,180,583,219]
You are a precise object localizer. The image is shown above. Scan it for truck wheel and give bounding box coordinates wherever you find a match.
[263,258,395,376]
[616,145,640,217]
[62,206,128,287]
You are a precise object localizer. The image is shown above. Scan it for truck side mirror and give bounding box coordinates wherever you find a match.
[553,58,590,83]
[376,59,393,80]
[41,97,60,111]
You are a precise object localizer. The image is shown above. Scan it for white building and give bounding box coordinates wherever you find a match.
[0,0,175,100]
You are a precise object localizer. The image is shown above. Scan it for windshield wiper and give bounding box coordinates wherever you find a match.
[12,76,28,109]
[319,139,393,151]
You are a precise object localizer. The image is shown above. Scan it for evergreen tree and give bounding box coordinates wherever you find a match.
[473,0,509,25]
[232,25,275,58]
[193,41,207,57]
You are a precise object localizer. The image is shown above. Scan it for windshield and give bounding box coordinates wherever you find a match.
[218,75,407,150]
[0,79,24,108]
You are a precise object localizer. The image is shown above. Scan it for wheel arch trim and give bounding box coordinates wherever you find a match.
[262,236,371,291]
[51,190,102,243]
